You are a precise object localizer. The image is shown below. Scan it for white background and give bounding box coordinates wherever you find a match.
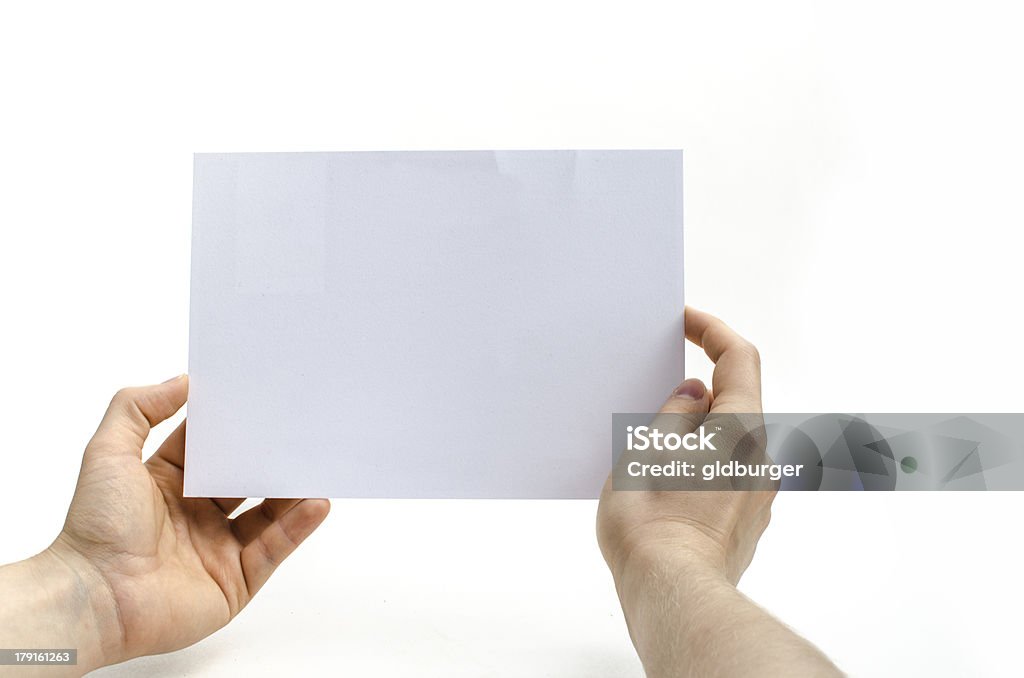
[1,1,1022,676]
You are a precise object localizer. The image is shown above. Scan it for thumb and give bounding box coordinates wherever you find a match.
[88,375,189,457]
[660,378,710,415]
[650,378,711,435]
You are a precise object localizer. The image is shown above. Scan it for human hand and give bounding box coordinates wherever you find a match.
[596,308,840,677]
[597,306,773,586]
[1,376,330,674]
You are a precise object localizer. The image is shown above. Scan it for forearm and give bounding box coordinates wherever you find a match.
[0,547,118,677]
[614,550,842,678]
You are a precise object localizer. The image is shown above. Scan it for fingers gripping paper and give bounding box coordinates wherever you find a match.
[185,151,683,498]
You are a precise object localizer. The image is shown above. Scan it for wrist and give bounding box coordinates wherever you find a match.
[613,538,730,601]
[609,543,736,675]
[0,545,115,676]
[609,539,843,678]
[605,524,730,588]
[35,539,125,671]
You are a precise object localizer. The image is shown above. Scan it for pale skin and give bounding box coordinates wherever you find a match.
[597,307,842,677]
[0,376,331,675]
[0,307,839,676]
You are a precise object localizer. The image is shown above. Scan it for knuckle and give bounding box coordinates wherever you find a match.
[739,340,761,367]
[110,387,137,408]
[279,521,302,550]
[257,536,279,566]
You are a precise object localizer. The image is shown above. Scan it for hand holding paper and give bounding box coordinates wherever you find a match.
[0,376,330,674]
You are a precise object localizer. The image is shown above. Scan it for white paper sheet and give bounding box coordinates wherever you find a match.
[185,150,683,498]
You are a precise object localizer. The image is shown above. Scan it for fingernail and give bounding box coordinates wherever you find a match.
[162,374,184,384]
[672,379,705,400]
